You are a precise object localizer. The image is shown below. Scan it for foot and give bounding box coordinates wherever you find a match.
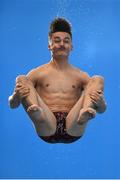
[27,104,42,112]
[27,104,43,121]
[77,107,96,125]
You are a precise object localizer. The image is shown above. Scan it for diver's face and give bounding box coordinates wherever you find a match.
[48,32,72,58]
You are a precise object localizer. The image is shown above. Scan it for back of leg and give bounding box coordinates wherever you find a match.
[16,75,56,136]
[66,76,104,137]
[66,93,87,136]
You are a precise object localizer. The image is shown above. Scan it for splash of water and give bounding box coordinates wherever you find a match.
[55,0,72,18]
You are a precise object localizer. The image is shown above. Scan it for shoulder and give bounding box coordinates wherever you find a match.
[70,65,91,87]
[26,63,50,85]
[27,63,49,76]
[70,65,90,79]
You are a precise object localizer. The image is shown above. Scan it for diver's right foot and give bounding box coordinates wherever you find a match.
[27,104,44,122]
[27,104,42,112]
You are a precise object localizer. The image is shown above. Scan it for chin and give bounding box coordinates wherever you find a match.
[57,52,68,56]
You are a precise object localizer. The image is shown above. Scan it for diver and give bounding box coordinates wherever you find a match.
[9,17,107,143]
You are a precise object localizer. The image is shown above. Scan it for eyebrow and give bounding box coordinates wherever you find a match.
[54,36,70,40]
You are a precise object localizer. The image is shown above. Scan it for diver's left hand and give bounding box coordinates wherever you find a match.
[89,90,104,107]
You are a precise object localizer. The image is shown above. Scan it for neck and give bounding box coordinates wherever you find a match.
[50,57,69,70]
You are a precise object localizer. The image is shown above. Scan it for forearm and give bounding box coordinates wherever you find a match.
[8,92,21,109]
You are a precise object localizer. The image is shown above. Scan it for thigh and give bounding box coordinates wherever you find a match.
[66,93,84,124]
[65,94,85,136]
[17,75,57,136]
[36,93,57,123]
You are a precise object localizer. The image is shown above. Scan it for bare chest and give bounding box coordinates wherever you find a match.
[36,71,82,94]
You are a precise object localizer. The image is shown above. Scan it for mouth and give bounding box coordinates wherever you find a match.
[57,49,66,52]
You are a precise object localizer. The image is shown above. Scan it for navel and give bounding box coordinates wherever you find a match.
[46,84,49,87]
[72,85,76,88]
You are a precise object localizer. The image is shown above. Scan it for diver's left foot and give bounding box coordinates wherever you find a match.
[77,107,96,125]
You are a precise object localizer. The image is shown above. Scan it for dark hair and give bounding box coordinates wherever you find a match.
[49,17,72,39]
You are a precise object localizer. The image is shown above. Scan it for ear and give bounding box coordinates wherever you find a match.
[48,44,52,50]
[48,36,52,50]
[71,44,73,51]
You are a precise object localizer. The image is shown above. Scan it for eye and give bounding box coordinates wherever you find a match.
[54,38,61,43]
[64,40,69,43]
[64,38,70,43]
[55,39,61,43]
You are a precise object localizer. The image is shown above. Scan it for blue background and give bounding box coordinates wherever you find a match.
[0,0,120,178]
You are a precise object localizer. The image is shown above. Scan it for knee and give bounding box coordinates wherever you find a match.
[86,75,104,92]
[91,75,104,84]
[16,75,27,83]
[16,75,34,89]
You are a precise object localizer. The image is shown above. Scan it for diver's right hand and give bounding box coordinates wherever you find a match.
[14,82,30,100]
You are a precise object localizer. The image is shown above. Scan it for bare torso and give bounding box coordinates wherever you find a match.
[27,62,90,113]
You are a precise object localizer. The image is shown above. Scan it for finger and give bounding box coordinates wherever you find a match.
[16,83,23,88]
[18,92,30,98]
[91,93,98,97]
[90,91,98,96]
[97,89,103,94]
[21,94,30,98]
[92,91,102,98]
[15,86,22,91]
[18,90,30,95]
[90,96,98,103]
[16,86,30,92]
[15,88,24,93]
[90,97,96,102]
[90,94,98,100]
[91,99,98,106]
[90,97,97,103]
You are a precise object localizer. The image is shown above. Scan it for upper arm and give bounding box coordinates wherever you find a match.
[26,65,47,87]
[80,71,91,90]
[26,68,38,87]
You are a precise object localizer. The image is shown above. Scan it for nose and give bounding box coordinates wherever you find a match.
[60,40,64,46]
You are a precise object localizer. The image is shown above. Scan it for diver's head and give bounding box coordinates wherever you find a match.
[48,17,73,59]
[48,17,72,39]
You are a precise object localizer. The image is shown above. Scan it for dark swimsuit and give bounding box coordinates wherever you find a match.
[40,112,81,143]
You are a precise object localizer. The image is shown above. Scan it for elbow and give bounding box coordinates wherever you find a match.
[8,95,20,109]
[97,103,107,114]
[9,103,19,109]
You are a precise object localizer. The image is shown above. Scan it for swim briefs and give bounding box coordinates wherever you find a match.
[40,112,81,143]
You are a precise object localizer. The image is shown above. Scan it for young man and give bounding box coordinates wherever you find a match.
[9,17,106,143]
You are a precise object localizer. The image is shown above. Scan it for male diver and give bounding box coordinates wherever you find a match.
[9,18,106,143]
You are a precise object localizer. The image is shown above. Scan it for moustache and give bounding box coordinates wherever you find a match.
[57,47,66,51]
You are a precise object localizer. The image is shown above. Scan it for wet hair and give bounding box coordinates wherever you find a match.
[49,17,72,39]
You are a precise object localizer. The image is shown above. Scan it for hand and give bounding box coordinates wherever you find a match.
[14,82,30,100]
[89,90,104,108]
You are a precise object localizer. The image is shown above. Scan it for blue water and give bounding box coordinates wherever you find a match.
[0,0,120,178]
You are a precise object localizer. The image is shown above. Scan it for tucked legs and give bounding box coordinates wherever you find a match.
[15,75,105,139]
[16,75,56,136]
[66,76,104,137]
